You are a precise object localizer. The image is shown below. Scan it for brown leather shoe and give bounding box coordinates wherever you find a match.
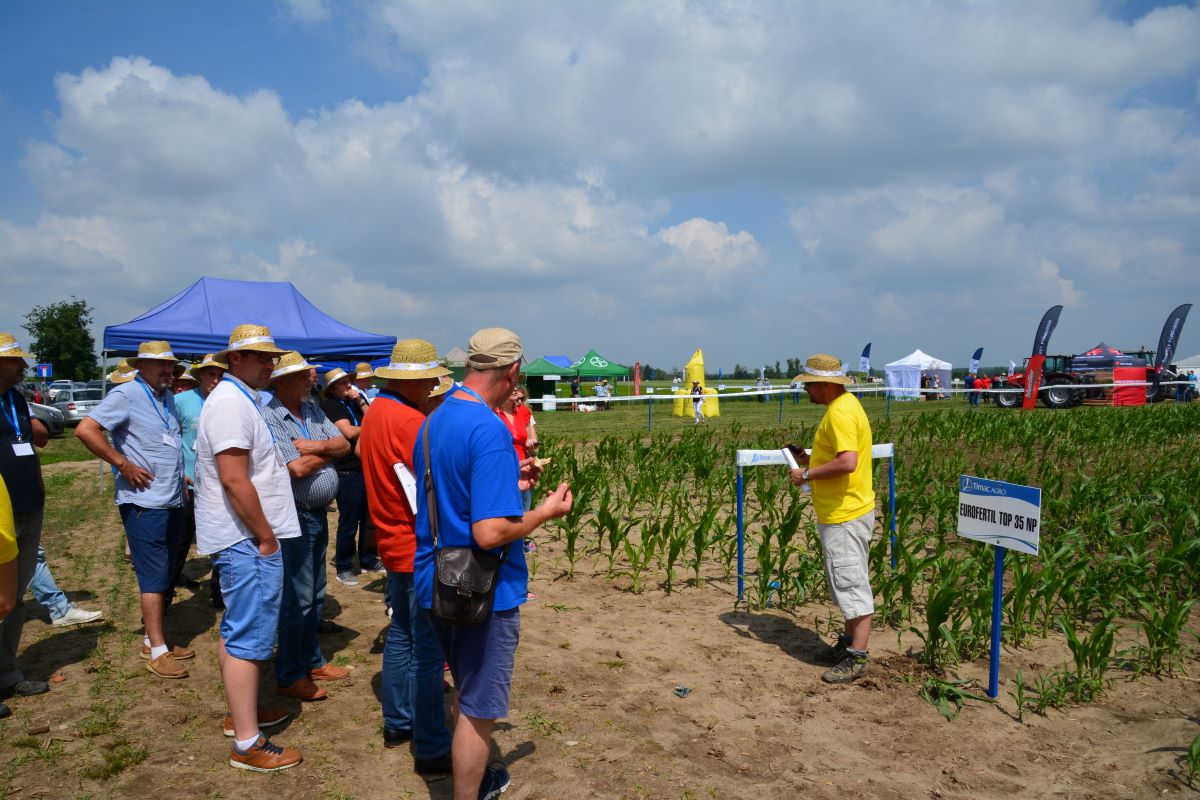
[229,736,302,772]
[141,644,196,661]
[308,663,350,681]
[223,706,290,737]
[276,678,327,701]
[145,653,188,679]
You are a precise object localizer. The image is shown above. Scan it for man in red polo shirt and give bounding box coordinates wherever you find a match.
[358,339,453,775]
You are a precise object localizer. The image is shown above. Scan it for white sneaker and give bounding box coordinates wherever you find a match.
[52,606,104,627]
[335,571,359,586]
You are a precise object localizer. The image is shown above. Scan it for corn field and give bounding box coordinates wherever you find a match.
[536,403,1200,713]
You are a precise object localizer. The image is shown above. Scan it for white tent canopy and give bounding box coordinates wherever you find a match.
[1175,353,1200,372]
[884,349,953,400]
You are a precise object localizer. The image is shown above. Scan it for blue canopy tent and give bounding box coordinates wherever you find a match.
[103,277,396,361]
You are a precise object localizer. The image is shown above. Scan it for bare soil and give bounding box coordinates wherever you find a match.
[2,463,1198,799]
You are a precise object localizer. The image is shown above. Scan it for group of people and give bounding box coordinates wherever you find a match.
[1,325,881,799]
[966,372,1001,406]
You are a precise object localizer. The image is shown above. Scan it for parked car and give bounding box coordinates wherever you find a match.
[28,402,65,437]
[46,380,73,403]
[52,387,103,426]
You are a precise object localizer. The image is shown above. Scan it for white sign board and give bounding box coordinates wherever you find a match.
[957,475,1041,556]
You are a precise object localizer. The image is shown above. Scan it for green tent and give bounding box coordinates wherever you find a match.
[523,357,577,377]
[572,349,630,378]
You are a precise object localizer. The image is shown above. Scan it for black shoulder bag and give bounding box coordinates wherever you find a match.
[424,415,507,626]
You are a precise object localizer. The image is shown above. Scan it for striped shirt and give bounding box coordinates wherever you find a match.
[264,397,342,510]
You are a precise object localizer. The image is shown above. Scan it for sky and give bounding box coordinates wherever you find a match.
[1,0,1199,373]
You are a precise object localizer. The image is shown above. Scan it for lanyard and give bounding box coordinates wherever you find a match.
[457,384,492,408]
[3,390,22,441]
[338,398,360,425]
[223,377,276,444]
[290,408,311,440]
[136,376,171,431]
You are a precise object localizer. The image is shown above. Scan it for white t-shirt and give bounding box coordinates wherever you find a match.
[193,375,300,555]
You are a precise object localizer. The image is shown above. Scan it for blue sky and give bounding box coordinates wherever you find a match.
[1,1,1198,372]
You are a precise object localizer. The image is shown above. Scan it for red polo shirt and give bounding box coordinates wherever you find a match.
[359,389,423,573]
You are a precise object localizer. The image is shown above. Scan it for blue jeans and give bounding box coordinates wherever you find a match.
[334,471,377,572]
[382,572,451,759]
[276,509,329,685]
[214,538,283,662]
[29,545,71,621]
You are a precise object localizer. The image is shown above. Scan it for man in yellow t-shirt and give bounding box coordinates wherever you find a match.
[0,474,17,719]
[788,354,876,684]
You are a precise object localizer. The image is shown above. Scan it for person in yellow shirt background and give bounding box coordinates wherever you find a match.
[788,354,876,684]
[0,474,19,719]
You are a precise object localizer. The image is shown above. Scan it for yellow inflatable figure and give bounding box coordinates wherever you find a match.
[673,348,719,417]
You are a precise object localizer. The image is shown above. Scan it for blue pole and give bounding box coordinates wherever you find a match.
[736,466,745,604]
[777,389,783,424]
[889,456,897,570]
[987,545,1006,699]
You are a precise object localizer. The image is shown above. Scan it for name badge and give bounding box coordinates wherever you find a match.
[163,433,179,448]
[12,442,34,457]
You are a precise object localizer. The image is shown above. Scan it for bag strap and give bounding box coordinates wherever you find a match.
[423,415,439,550]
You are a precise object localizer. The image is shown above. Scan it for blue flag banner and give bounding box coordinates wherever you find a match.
[858,342,871,373]
[968,347,983,376]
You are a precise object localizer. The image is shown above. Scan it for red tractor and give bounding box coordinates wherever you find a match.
[992,354,1085,409]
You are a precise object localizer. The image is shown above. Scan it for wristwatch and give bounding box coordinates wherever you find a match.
[801,468,810,481]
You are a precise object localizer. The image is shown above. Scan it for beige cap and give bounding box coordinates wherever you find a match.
[271,351,314,381]
[374,339,451,381]
[792,354,854,385]
[466,327,523,370]
[218,324,287,359]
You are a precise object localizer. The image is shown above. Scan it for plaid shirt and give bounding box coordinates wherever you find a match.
[264,397,342,509]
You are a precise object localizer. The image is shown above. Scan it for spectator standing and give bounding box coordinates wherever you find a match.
[172,363,198,395]
[321,367,382,585]
[359,339,454,774]
[497,384,538,509]
[195,324,302,771]
[691,380,705,425]
[1188,370,1197,401]
[76,341,191,679]
[263,352,351,702]
[353,362,379,401]
[174,354,228,607]
[0,333,51,706]
[569,375,581,411]
[787,354,876,685]
[413,328,573,800]
[27,544,104,626]
[0,474,18,719]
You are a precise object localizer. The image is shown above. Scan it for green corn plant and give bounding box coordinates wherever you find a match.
[919,677,992,721]
[1058,613,1115,702]
[1009,669,1028,724]
[1134,594,1197,676]
[1186,733,1200,789]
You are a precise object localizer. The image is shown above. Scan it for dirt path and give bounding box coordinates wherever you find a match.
[2,469,1197,799]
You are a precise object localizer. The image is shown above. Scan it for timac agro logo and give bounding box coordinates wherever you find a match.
[961,476,1007,497]
[750,452,777,464]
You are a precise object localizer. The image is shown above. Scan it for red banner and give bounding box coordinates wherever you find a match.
[1113,366,1146,406]
[633,361,641,396]
[1022,355,1045,410]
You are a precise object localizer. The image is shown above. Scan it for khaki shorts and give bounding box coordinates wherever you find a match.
[817,510,876,621]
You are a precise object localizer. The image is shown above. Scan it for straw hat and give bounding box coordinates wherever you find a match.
[354,362,375,380]
[321,367,353,394]
[190,353,228,377]
[218,324,287,360]
[466,328,522,370]
[108,359,137,384]
[133,341,178,363]
[174,368,198,385]
[271,351,314,381]
[792,354,854,385]
[429,375,455,398]
[0,333,33,364]
[374,340,451,381]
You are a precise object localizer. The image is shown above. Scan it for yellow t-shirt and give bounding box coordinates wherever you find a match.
[810,391,876,524]
[0,474,17,565]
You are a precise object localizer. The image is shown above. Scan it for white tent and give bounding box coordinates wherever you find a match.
[1175,353,1200,372]
[884,349,953,400]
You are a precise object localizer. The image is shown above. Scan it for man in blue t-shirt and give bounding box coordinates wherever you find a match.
[413,328,572,800]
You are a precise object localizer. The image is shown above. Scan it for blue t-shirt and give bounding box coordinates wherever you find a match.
[173,388,204,482]
[88,377,185,509]
[413,393,525,612]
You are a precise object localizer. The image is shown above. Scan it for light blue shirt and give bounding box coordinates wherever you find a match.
[89,376,185,509]
[173,388,205,482]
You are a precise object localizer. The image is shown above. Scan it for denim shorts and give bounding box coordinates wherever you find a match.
[119,504,184,593]
[432,608,520,720]
[817,510,876,620]
[214,537,283,661]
